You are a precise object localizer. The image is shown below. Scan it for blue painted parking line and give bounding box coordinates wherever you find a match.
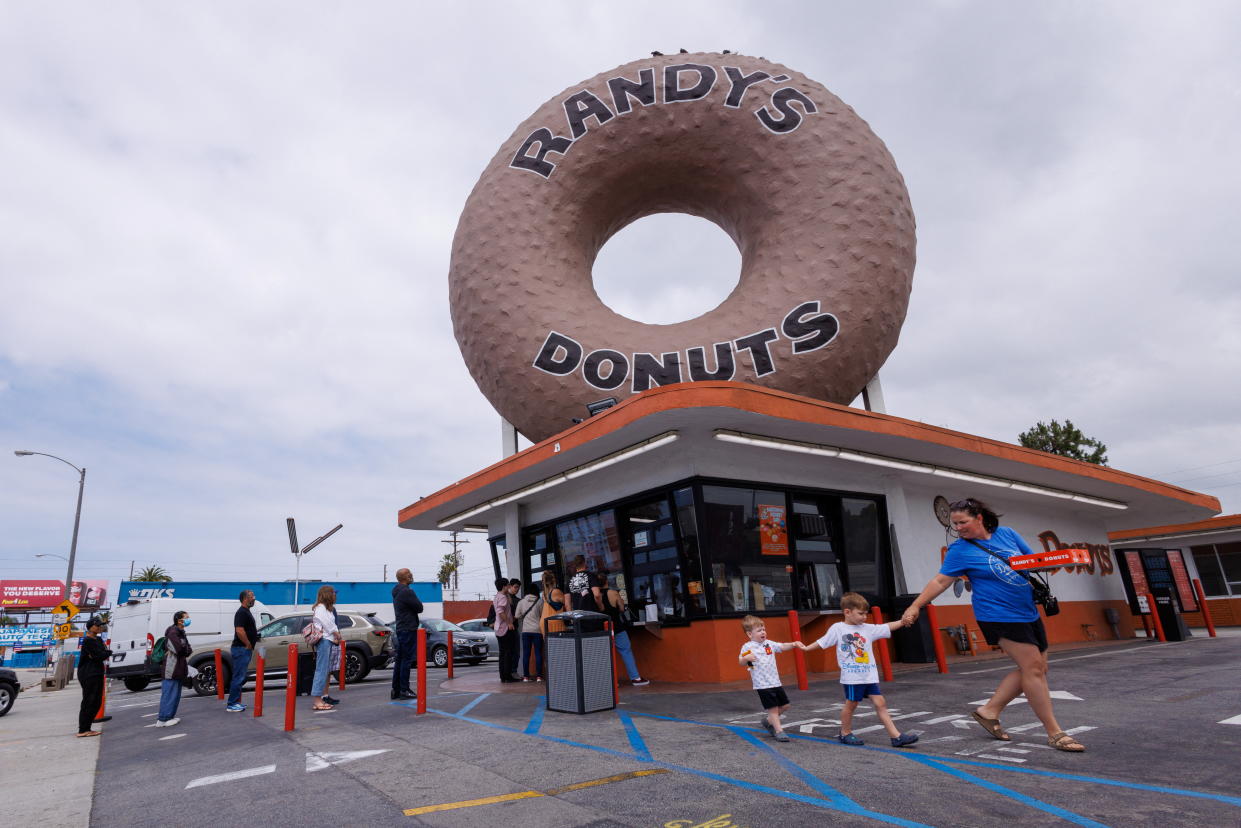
[617,710,652,760]
[524,696,546,734]
[630,709,1241,813]
[421,705,927,825]
[727,726,852,807]
[457,693,490,717]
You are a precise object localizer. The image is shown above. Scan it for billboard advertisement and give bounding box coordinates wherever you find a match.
[0,579,109,609]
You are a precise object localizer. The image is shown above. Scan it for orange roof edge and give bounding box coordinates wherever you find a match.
[1108,513,1241,542]
[398,382,1221,526]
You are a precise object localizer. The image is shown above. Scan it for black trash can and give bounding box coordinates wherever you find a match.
[296,651,316,696]
[544,610,615,714]
[891,594,937,663]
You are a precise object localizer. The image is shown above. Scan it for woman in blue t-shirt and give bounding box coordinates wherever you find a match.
[902,497,1085,752]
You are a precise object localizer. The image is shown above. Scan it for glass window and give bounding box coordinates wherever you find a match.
[623,494,688,621]
[841,497,882,598]
[522,529,558,589]
[336,615,354,629]
[490,535,507,581]
[792,497,842,610]
[1190,545,1227,596]
[702,485,794,613]
[261,616,302,637]
[557,510,623,578]
[1218,541,1241,587]
[674,487,708,616]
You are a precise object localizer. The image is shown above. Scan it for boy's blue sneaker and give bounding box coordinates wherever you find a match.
[839,733,865,746]
[225,703,246,712]
[761,719,775,736]
[891,732,919,748]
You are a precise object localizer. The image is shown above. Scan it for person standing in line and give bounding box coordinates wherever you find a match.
[390,568,422,700]
[493,577,519,683]
[310,585,340,711]
[594,572,649,686]
[507,579,523,680]
[76,616,111,737]
[513,585,544,682]
[567,555,591,609]
[156,610,193,727]
[226,590,261,713]
[538,570,568,638]
[902,497,1085,752]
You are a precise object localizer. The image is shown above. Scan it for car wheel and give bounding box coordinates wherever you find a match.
[0,681,16,717]
[192,660,226,697]
[344,648,369,683]
[431,645,449,668]
[123,676,151,692]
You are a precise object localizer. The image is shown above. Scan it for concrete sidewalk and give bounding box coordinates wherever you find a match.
[1,673,106,827]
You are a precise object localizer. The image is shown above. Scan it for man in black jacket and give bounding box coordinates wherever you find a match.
[77,616,111,737]
[391,568,423,700]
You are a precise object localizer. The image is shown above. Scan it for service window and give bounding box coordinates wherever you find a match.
[702,485,794,613]
[791,496,843,610]
[841,497,882,598]
[555,509,624,602]
[621,494,688,621]
[673,487,709,617]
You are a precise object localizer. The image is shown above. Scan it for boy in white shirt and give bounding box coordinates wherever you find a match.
[802,592,918,748]
[738,615,798,742]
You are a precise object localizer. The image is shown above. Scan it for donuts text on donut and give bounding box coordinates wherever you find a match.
[532,301,840,393]
[511,62,818,178]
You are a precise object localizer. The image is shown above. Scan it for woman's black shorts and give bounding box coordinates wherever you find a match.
[978,618,1047,651]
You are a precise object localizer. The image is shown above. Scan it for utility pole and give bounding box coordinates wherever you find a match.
[129,561,135,580]
[383,564,388,582]
[440,531,469,601]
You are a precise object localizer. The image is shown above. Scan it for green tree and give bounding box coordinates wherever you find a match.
[1018,419,1108,465]
[436,551,461,591]
[132,565,173,582]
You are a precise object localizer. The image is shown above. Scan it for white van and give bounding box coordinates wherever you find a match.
[108,598,273,691]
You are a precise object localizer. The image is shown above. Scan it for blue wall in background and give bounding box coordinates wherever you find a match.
[117,580,442,605]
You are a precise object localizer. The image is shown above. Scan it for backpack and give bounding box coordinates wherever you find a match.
[150,636,168,664]
[302,619,323,645]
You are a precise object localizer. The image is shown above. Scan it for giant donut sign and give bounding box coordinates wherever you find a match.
[449,53,916,443]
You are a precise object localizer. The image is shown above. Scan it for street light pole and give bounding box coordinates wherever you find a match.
[16,451,86,603]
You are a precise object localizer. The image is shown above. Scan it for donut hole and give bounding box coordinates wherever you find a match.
[591,213,742,325]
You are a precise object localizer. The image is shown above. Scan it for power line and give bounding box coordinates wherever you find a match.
[1154,456,1241,478]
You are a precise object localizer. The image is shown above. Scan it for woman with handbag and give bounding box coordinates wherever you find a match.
[308,585,340,712]
[901,497,1084,752]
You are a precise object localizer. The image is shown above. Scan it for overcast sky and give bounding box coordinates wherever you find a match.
[2,2,1239,605]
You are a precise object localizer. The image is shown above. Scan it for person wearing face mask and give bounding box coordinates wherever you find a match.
[77,616,111,737]
[156,610,193,727]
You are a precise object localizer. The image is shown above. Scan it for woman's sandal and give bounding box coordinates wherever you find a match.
[1048,731,1086,752]
[76,730,101,738]
[970,709,1011,741]
[312,704,335,712]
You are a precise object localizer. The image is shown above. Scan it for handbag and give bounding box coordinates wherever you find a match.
[965,538,1061,617]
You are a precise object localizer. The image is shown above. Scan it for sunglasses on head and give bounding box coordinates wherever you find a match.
[949,499,977,511]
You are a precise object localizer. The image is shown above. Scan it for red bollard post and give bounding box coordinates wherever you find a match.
[1145,593,1166,642]
[1193,579,1217,637]
[284,643,297,731]
[214,648,225,700]
[446,631,454,679]
[786,610,809,691]
[338,639,347,691]
[925,604,949,674]
[1140,613,1153,638]
[416,628,427,715]
[254,651,265,718]
[870,607,894,682]
[94,660,109,722]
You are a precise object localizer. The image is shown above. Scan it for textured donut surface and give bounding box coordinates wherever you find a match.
[449,53,916,443]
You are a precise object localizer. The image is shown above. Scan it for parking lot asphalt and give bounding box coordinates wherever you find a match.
[86,632,1241,828]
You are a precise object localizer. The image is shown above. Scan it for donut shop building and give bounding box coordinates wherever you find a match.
[398,382,1218,683]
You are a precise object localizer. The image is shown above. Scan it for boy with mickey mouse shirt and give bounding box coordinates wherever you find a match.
[802,592,919,748]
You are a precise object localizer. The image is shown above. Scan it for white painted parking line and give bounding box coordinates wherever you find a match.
[306,750,390,772]
[968,690,1082,706]
[185,765,276,789]
[159,734,186,741]
[920,714,966,724]
[1218,714,1241,725]
[141,713,157,718]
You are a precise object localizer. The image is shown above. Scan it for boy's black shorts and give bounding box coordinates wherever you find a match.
[756,686,789,710]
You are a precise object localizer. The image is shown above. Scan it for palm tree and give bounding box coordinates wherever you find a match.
[132,565,173,582]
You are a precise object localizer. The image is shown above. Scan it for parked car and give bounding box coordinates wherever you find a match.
[187,611,392,697]
[0,667,19,717]
[457,618,498,659]
[108,598,275,692]
[420,618,488,668]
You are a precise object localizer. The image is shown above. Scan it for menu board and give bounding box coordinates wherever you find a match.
[1166,550,1198,612]
[1123,551,1150,611]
